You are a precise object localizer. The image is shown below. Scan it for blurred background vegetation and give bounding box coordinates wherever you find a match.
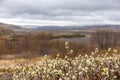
[0,26,120,59]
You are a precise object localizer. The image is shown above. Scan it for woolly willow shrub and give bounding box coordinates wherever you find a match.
[2,41,120,80]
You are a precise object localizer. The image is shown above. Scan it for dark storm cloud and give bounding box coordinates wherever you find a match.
[0,0,120,26]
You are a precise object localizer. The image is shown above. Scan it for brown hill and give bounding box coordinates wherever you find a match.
[0,26,15,40]
[0,22,21,30]
[0,27,14,35]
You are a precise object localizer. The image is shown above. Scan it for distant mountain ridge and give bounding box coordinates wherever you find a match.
[0,22,120,31]
[35,25,120,30]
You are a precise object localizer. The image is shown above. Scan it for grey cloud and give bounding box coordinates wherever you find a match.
[1,0,120,15]
[0,0,120,26]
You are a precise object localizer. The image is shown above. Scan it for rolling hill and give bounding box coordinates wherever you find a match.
[0,22,21,30]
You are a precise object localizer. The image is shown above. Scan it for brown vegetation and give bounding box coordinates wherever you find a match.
[0,30,88,59]
[0,28,120,59]
[91,30,120,50]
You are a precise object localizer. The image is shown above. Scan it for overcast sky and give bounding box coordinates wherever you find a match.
[0,0,120,27]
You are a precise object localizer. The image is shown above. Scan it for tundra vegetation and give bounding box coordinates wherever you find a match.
[0,41,120,80]
[0,29,120,80]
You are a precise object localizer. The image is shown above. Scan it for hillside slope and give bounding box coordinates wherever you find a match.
[0,22,21,30]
